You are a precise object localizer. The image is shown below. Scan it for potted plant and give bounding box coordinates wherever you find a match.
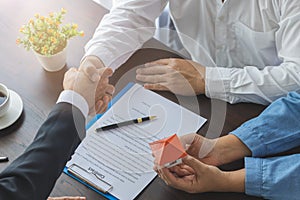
[16,8,84,72]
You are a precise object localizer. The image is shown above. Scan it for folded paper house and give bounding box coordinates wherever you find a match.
[149,134,187,168]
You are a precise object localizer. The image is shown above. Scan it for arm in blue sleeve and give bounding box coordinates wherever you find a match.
[245,154,300,200]
[231,92,300,157]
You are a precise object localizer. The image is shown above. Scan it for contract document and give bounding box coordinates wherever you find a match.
[66,83,206,200]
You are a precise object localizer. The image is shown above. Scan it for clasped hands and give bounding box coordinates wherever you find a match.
[63,56,115,115]
[153,133,251,193]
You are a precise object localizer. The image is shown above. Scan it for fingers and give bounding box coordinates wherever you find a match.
[136,62,174,93]
[157,156,204,192]
[182,155,205,172]
[84,65,100,82]
[105,85,115,96]
[98,67,113,78]
[63,68,79,90]
[95,99,104,114]
[64,67,78,78]
[158,167,177,185]
[96,69,115,96]
[144,59,170,67]
[144,83,169,92]
[180,133,197,150]
[47,197,86,200]
[159,167,190,191]
[96,100,106,114]
[95,95,112,114]
[136,65,170,75]
[95,82,114,97]
[81,65,113,83]
[136,74,167,83]
[169,165,194,177]
[102,95,112,108]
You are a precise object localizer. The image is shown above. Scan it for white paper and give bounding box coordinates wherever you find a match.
[67,84,206,200]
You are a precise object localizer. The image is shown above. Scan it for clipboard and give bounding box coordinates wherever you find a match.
[63,82,135,200]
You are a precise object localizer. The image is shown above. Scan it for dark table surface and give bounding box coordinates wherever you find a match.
[0,0,266,199]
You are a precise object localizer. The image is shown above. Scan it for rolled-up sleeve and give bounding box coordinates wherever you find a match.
[231,92,300,157]
[245,155,300,200]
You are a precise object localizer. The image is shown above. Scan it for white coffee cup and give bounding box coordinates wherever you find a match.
[0,83,11,117]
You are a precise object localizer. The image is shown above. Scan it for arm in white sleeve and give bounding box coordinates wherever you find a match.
[205,1,300,105]
[84,0,168,70]
[56,90,89,140]
[56,90,89,119]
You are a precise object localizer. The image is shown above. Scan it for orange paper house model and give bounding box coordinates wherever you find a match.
[149,134,187,168]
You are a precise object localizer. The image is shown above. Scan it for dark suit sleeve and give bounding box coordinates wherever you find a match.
[0,102,86,200]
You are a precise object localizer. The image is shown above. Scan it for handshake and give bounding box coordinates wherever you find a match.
[63,57,115,115]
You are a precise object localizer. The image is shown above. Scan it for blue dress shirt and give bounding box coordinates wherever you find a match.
[231,92,300,199]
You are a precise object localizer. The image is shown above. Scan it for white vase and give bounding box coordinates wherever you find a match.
[34,47,67,72]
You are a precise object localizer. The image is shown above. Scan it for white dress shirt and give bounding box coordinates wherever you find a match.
[85,0,300,104]
[56,90,89,118]
[56,90,89,140]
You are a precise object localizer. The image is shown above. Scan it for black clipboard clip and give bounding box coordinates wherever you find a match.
[67,164,113,193]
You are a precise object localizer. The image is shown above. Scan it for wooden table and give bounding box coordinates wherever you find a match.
[0,0,265,199]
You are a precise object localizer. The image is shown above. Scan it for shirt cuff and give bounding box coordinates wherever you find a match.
[230,123,268,157]
[56,90,89,119]
[84,45,112,68]
[83,46,134,71]
[205,67,231,100]
[244,157,263,197]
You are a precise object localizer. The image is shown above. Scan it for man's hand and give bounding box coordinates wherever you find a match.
[63,67,114,115]
[136,58,205,96]
[180,133,251,166]
[157,155,245,193]
[47,197,86,200]
[180,133,221,166]
[79,56,114,113]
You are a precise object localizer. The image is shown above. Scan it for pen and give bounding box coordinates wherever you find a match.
[95,116,157,132]
[0,156,9,163]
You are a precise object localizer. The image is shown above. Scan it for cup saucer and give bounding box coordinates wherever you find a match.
[0,90,23,130]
